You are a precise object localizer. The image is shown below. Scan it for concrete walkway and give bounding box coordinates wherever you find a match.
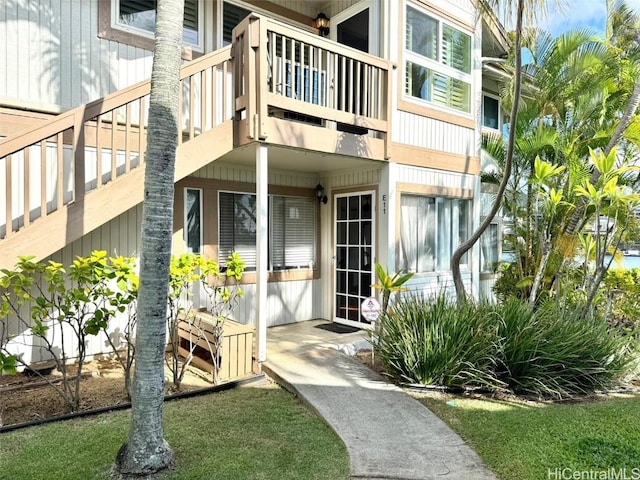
[263,320,497,480]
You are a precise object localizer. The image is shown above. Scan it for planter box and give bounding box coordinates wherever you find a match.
[176,313,255,383]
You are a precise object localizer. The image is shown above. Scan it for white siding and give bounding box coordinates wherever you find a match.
[190,161,323,326]
[192,161,319,189]
[271,0,322,18]
[479,277,497,302]
[4,204,142,365]
[392,110,476,156]
[396,163,476,190]
[326,167,381,189]
[206,279,322,328]
[402,271,473,300]
[323,0,362,17]
[1,0,153,110]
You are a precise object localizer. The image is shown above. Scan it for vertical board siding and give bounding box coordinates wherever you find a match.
[327,167,381,189]
[4,204,142,364]
[396,163,476,191]
[199,280,321,328]
[1,0,152,110]
[479,277,497,302]
[271,0,319,18]
[325,0,361,17]
[192,162,319,189]
[401,271,472,301]
[392,110,475,156]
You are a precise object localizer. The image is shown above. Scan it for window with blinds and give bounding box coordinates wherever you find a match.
[219,193,257,270]
[116,0,200,47]
[270,196,316,270]
[404,3,472,113]
[218,192,316,271]
[222,2,251,46]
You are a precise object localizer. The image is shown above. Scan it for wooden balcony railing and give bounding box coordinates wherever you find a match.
[0,46,232,241]
[233,14,392,150]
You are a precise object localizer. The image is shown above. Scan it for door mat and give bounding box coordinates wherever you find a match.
[314,323,361,334]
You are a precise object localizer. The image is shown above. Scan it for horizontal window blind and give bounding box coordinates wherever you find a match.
[405,62,471,112]
[271,196,316,269]
[219,193,257,269]
[223,2,251,45]
[219,192,316,272]
[442,24,471,74]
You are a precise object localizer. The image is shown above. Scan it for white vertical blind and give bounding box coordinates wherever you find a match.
[400,194,470,273]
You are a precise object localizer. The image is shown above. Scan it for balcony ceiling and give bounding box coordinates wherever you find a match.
[217,143,382,174]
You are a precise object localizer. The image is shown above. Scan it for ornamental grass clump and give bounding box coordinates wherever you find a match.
[496,299,637,398]
[376,294,637,398]
[376,295,502,389]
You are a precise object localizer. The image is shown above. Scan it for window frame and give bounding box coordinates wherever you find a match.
[184,187,203,254]
[482,92,502,131]
[109,0,205,52]
[401,1,474,117]
[398,191,472,275]
[480,222,500,274]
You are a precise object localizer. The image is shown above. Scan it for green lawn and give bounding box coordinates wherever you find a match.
[0,387,349,480]
[416,392,640,480]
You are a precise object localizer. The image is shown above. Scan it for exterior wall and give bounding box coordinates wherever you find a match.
[223,280,322,327]
[323,0,363,18]
[186,161,323,326]
[0,0,154,112]
[391,111,475,156]
[387,0,482,163]
[4,204,142,365]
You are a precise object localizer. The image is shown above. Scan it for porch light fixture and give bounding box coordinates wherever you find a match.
[315,184,328,204]
[314,13,330,37]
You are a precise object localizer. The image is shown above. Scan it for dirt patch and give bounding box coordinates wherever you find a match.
[0,357,217,427]
[354,349,390,378]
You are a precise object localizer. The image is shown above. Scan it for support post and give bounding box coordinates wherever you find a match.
[255,143,268,364]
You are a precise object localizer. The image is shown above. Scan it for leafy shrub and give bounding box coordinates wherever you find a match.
[0,252,137,410]
[376,295,502,389]
[601,268,640,336]
[495,299,636,397]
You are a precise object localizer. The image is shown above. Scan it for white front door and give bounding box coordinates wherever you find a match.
[334,191,375,328]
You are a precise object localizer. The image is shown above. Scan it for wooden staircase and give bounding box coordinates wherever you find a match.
[0,47,233,269]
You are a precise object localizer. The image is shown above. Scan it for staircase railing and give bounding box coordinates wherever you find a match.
[0,46,233,241]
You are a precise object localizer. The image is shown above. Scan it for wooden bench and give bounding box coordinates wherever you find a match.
[176,313,255,383]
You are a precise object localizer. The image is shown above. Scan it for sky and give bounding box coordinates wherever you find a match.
[541,0,640,36]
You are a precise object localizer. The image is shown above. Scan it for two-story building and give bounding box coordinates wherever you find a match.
[0,0,508,366]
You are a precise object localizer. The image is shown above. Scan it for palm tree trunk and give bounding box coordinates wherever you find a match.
[452,0,525,302]
[113,0,184,475]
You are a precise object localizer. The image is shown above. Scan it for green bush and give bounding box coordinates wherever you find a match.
[376,295,502,389]
[377,295,637,398]
[601,268,640,336]
[495,299,636,397]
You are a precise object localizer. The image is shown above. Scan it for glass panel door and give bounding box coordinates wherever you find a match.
[334,192,375,327]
